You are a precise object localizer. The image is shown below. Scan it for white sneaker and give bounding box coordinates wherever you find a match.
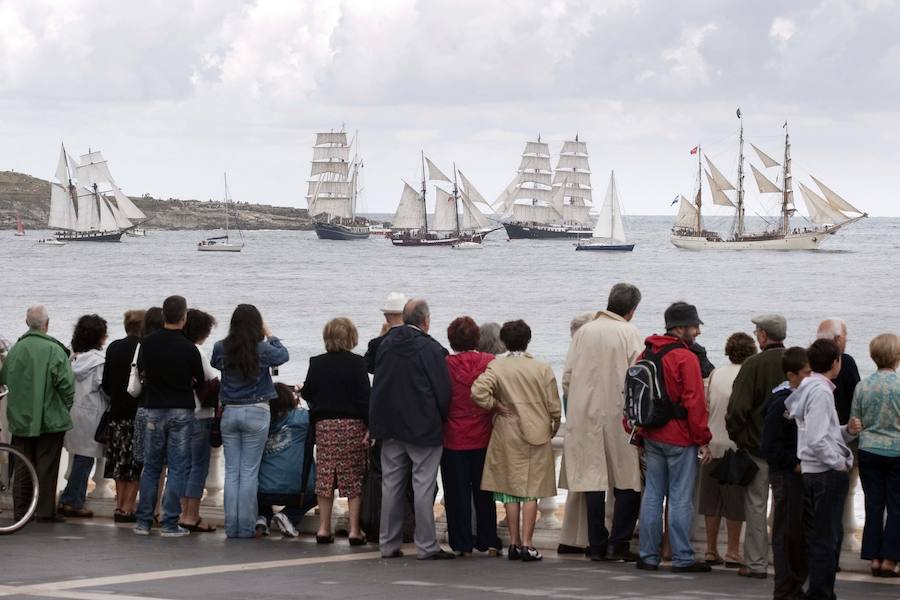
[255,516,270,537]
[272,512,299,538]
[160,526,190,538]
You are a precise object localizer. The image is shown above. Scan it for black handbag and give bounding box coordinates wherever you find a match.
[710,448,759,486]
[94,410,112,444]
[209,404,224,448]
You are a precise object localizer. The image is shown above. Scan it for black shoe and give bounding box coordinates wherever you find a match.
[316,534,335,544]
[607,547,639,562]
[382,549,404,559]
[508,544,521,561]
[557,544,586,555]
[36,514,66,523]
[587,550,612,562]
[672,562,713,573]
[521,546,543,562]
[636,558,659,571]
[420,549,456,560]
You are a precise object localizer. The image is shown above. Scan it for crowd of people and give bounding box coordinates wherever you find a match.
[1,286,899,598]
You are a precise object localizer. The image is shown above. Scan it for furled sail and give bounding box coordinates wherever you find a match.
[705,169,737,207]
[593,172,627,242]
[391,182,426,230]
[432,187,458,231]
[704,157,736,191]
[674,195,699,229]
[798,183,847,225]
[750,143,780,168]
[425,157,451,183]
[809,175,862,214]
[750,164,782,194]
[49,183,77,230]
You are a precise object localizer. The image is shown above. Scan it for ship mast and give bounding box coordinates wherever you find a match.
[420,150,428,234]
[695,144,702,233]
[781,123,793,235]
[223,172,231,242]
[735,110,746,239]
[452,162,461,238]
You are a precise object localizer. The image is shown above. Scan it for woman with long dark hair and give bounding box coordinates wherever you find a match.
[59,314,109,518]
[211,304,289,538]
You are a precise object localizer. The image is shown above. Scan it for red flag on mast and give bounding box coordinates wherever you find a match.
[690,146,698,155]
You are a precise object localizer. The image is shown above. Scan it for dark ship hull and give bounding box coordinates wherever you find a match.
[575,243,635,252]
[314,221,370,240]
[56,230,124,242]
[504,222,592,239]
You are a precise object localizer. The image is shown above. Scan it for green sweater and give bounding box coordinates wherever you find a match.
[726,344,786,455]
[0,329,75,437]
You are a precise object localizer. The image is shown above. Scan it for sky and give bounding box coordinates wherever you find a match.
[1,0,898,217]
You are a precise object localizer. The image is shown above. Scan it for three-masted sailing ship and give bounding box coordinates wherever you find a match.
[198,174,244,252]
[390,153,496,247]
[671,111,867,250]
[307,130,370,240]
[49,144,147,242]
[494,136,594,239]
[576,171,634,252]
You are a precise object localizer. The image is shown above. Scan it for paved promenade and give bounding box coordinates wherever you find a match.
[2,520,898,600]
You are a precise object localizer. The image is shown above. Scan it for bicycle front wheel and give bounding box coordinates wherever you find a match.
[0,443,39,534]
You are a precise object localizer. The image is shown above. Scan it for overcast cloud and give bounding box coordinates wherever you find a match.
[1,0,898,216]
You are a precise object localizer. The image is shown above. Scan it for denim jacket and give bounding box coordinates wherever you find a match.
[211,337,289,405]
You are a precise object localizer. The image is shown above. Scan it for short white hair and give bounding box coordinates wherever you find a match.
[817,318,847,340]
[569,312,595,337]
[25,305,49,329]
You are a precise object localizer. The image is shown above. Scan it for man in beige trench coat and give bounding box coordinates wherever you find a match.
[560,283,643,561]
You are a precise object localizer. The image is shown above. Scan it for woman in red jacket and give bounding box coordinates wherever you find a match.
[441,316,502,557]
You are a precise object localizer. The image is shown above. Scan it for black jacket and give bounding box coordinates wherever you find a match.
[369,325,451,446]
[364,334,384,375]
[138,329,205,410]
[102,335,141,419]
[833,353,861,425]
[761,384,799,473]
[301,350,370,424]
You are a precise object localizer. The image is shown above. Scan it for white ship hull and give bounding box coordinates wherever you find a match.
[671,230,829,250]
[198,244,242,252]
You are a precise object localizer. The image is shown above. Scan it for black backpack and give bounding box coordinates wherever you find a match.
[624,342,689,429]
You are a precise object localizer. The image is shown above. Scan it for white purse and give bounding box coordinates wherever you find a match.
[126,343,143,398]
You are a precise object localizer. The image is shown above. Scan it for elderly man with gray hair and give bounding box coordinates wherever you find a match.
[816,318,861,569]
[726,313,788,579]
[369,298,454,559]
[0,305,75,522]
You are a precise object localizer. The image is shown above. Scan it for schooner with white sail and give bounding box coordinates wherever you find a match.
[671,111,867,250]
[49,144,146,242]
[576,171,634,252]
[390,153,496,247]
[307,130,370,240]
[494,136,594,239]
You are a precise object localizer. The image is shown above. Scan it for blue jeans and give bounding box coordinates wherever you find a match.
[639,439,699,567]
[136,408,193,531]
[221,405,270,538]
[59,454,95,509]
[184,417,213,499]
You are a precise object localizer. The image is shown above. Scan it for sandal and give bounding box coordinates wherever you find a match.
[724,553,743,569]
[316,534,335,544]
[705,552,723,565]
[179,519,217,533]
[349,535,367,546]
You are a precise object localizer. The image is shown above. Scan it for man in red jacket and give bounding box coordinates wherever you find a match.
[636,302,714,573]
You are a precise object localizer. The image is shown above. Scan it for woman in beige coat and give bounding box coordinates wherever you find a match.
[472,320,561,563]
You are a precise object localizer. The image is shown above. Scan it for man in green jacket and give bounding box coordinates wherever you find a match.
[725,314,787,579]
[0,305,75,522]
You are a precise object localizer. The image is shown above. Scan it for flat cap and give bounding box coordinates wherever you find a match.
[752,314,787,341]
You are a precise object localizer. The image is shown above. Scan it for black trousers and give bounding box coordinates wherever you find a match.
[858,450,900,561]
[804,470,849,600]
[440,447,501,552]
[11,432,65,519]
[257,492,318,525]
[770,470,809,600]
[585,488,640,557]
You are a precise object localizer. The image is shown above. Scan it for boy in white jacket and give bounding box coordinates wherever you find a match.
[785,339,861,600]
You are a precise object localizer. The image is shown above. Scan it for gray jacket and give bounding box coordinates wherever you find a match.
[786,373,855,473]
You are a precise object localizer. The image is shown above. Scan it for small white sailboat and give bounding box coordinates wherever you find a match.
[198,174,244,252]
[15,213,25,236]
[576,171,634,252]
[35,238,66,246]
[126,228,146,237]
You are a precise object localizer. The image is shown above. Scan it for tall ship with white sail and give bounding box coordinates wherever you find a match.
[494,136,594,239]
[576,171,634,252]
[671,111,867,250]
[390,153,496,247]
[49,144,146,242]
[307,130,370,240]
